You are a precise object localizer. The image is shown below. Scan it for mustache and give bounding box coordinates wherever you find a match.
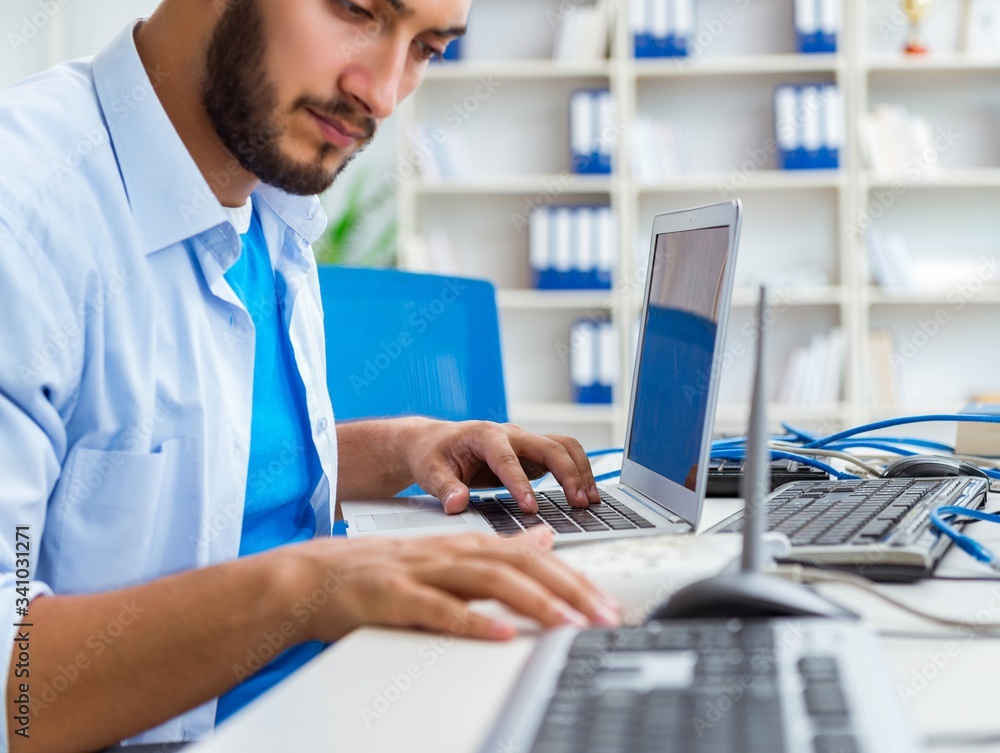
[294,95,376,141]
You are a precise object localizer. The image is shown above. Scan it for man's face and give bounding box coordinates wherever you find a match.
[202,0,470,196]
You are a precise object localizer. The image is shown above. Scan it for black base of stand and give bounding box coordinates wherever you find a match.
[649,572,858,621]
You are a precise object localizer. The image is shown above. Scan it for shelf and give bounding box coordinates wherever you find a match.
[862,403,967,421]
[868,287,1000,305]
[865,55,1000,73]
[731,286,843,307]
[398,1,1000,437]
[497,289,615,310]
[411,174,615,195]
[715,403,848,426]
[863,169,1000,190]
[633,54,842,78]
[509,402,617,424]
[637,170,843,193]
[427,59,610,81]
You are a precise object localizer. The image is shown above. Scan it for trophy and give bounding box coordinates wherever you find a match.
[902,0,934,54]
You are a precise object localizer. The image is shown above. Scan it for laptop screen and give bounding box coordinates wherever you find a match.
[626,225,732,496]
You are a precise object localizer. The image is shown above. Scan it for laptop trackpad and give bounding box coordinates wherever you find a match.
[354,511,471,532]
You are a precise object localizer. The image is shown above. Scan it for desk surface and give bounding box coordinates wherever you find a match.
[191,496,1000,753]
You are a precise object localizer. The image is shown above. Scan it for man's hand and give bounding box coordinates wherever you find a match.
[15,527,620,752]
[403,419,602,514]
[294,526,620,641]
[335,417,602,513]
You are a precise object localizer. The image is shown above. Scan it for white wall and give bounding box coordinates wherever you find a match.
[0,0,396,251]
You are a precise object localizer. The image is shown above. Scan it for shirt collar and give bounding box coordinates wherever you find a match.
[92,21,327,255]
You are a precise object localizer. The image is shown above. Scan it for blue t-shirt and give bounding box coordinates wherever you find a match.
[215,203,326,725]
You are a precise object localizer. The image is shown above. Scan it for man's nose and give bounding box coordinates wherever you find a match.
[340,40,408,121]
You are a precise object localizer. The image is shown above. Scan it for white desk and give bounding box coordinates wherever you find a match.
[190,495,1000,753]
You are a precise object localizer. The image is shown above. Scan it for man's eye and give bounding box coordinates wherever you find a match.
[339,0,373,20]
[416,41,444,62]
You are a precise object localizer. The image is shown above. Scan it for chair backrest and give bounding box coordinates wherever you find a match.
[317,267,508,424]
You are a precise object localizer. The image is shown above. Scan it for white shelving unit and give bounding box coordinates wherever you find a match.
[395,0,1000,448]
[9,1,994,448]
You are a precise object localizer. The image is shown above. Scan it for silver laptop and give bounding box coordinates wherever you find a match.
[341,200,742,544]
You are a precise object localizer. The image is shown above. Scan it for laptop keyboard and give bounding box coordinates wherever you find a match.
[529,620,856,753]
[471,490,657,535]
[717,477,963,546]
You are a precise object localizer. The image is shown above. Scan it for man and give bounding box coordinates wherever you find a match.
[0,0,617,750]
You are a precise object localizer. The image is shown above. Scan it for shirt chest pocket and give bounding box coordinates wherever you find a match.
[49,438,202,595]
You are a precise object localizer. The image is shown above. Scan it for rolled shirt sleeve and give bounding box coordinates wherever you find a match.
[0,218,81,749]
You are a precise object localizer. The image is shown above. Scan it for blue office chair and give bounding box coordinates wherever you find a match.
[316,266,508,425]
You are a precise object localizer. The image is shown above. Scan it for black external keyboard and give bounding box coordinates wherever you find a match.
[529,621,856,753]
[718,477,958,546]
[471,490,656,535]
[705,457,830,497]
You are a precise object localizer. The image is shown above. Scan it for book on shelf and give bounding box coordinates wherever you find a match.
[774,84,841,170]
[955,399,1000,457]
[868,228,998,293]
[794,0,839,53]
[530,206,615,290]
[858,104,939,179]
[407,231,463,275]
[570,88,615,175]
[552,0,612,62]
[866,227,917,293]
[630,116,691,180]
[570,319,616,404]
[630,0,694,58]
[963,0,1000,55]
[408,123,476,180]
[864,329,900,408]
[777,327,844,406]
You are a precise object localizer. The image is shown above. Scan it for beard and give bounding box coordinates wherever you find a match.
[201,0,376,196]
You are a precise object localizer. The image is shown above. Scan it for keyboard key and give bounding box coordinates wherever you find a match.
[799,656,839,679]
[526,621,882,753]
[804,685,849,717]
[607,520,637,530]
[814,735,859,753]
[752,477,961,550]
[858,520,892,539]
[553,523,581,534]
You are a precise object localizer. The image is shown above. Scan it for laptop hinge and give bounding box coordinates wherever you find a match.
[616,485,692,528]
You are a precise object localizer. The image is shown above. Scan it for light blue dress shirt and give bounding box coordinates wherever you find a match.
[0,21,339,747]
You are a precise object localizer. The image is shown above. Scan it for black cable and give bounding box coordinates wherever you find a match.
[879,629,1000,641]
[782,555,1000,582]
[924,731,1000,747]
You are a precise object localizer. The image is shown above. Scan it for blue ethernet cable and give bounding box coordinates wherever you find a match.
[824,441,920,456]
[857,437,955,453]
[929,506,1000,571]
[803,414,1000,449]
[586,448,623,458]
[529,448,625,489]
[781,422,820,444]
[536,415,1000,491]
